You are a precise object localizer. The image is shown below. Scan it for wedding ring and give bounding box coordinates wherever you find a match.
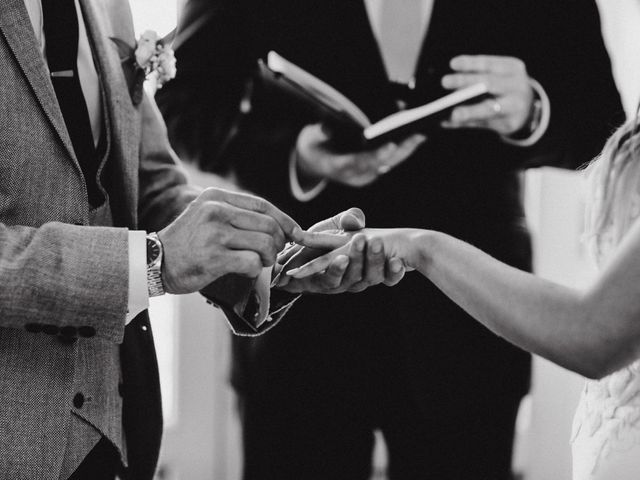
[491,99,502,114]
[377,164,391,175]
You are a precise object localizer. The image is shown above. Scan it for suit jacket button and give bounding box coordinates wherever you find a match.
[25,323,42,333]
[73,393,85,409]
[58,335,78,345]
[42,324,59,335]
[59,326,77,337]
[78,326,96,338]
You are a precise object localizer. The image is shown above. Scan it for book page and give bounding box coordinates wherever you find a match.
[267,51,371,128]
[363,83,489,140]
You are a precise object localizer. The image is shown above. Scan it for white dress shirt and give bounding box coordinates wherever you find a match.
[24,0,148,323]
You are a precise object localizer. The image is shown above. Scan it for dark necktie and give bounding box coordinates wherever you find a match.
[41,0,102,207]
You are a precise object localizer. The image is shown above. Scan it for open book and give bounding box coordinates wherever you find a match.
[259,51,489,148]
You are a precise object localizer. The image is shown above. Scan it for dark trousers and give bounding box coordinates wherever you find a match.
[67,438,121,480]
[235,280,528,480]
[239,380,521,480]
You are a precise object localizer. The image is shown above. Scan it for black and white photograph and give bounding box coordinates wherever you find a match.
[1,0,640,479]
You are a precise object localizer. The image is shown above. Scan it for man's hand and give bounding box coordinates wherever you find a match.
[296,124,426,188]
[441,55,535,136]
[275,208,406,294]
[158,188,303,294]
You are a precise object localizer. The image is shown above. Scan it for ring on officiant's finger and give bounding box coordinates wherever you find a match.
[377,164,391,175]
[491,99,502,114]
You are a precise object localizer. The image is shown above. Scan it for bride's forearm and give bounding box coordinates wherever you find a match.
[413,230,639,379]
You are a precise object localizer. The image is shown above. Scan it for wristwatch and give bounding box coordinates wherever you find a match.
[146,232,165,297]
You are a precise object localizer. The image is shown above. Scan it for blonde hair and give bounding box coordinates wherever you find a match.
[584,116,640,262]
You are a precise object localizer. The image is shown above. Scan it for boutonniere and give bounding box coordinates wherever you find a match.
[111,30,177,105]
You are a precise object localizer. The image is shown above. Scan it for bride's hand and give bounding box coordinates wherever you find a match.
[285,228,425,279]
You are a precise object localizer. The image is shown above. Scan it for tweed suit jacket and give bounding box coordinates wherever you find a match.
[0,1,224,478]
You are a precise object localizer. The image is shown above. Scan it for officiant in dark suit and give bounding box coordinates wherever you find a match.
[158,1,624,478]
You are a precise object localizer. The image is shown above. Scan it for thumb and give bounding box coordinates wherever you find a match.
[337,207,365,231]
[308,207,365,233]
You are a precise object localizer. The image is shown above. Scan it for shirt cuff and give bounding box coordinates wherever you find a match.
[501,78,551,148]
[127,230,149,324]
[289,147,327,202]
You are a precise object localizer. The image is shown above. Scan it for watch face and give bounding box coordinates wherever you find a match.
[147,237,160,265]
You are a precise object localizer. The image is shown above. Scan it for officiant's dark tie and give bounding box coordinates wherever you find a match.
[42,0,102,207]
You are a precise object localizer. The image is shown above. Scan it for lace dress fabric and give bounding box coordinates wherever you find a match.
[571,360,640,479]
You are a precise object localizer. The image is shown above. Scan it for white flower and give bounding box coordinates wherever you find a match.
[155,45,177,87]
[135,30,160,69]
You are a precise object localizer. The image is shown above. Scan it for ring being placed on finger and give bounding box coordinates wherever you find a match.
[491,99,502,114]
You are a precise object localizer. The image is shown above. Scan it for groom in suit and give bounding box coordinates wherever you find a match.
[158,0,624,478]
[0,1,402,479]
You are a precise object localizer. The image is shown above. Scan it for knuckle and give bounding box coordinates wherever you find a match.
[253,196,268,213]
[199,187,220,201]
[247,253,262,275]
[214,228,231,247]
[205,200,225,219]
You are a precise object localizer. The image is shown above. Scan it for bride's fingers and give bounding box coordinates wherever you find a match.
[296,230,350,250]
[339,235,367,286]
[383,257,406,286]
[316,255,350,289]
[287,249,343,278]
[277,243,304,265]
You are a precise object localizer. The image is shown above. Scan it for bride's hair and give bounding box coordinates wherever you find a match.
[584,114,640,262]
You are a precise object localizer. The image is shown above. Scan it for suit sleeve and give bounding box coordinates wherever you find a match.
[0,222,129,343]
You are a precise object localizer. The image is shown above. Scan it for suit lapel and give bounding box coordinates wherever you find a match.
[79,0,139,226]
[0,0,79,167]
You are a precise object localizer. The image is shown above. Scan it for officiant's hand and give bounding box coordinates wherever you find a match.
[274,208,406,293]
[295,124,426,188]
[441,55,535,136]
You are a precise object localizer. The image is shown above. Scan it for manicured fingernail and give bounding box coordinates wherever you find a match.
[336,255,349,269]
[391,262,403,273]
[286,267,302,276]
[371,241,382,254]
[355,238,365,252]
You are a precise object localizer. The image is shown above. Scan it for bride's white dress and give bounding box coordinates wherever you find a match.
[571,359,640,479]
